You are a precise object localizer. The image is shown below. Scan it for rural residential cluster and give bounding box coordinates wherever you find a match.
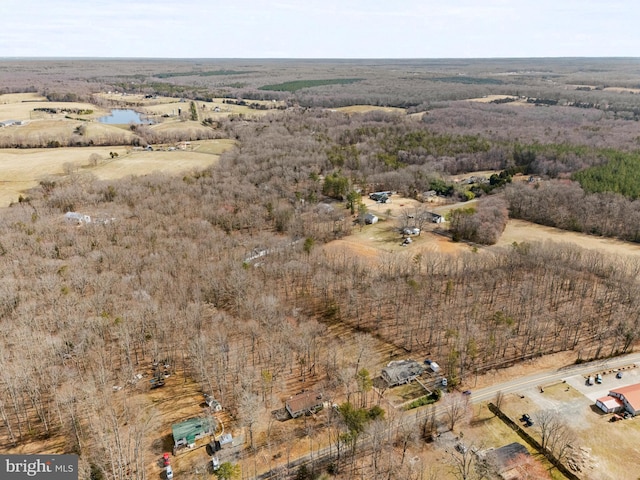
[3,58,640,480]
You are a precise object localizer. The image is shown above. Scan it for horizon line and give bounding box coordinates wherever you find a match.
[1,56,640,61]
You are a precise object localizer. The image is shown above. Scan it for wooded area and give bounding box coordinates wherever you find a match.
[3,58,640,479]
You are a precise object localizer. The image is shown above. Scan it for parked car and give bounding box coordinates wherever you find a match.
[441,378,448,387]
[616,371,623,379]
[521,413,533,426]
[462,390,472,395]
[166,465,173,480]
[596,373,603,384]
[587,376,595,385]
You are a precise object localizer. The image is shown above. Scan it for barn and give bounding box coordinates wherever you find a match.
[603,383,640,416]
[595,395,625,414]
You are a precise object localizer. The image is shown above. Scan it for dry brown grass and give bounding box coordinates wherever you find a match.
[91,93,284,120]
[0,139,234,206]
[0,95,106,121]
[467,94,518,103]
[333,105,407,115]
[496,219,640,258]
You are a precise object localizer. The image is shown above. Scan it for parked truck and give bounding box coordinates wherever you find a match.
[587,376,595,386]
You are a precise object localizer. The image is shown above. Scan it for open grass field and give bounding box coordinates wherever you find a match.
[0,93,105,120]
[0,93,239,206]
[333,105,407,115]
[496,219,640,258]
[94,92,285,120]
[467,94,520,103]
[0,139,234,206]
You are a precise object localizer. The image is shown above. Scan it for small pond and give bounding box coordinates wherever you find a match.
[97,109,152,124]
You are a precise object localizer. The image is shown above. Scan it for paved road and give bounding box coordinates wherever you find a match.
[252,351,640,479]
[468,352,640,405]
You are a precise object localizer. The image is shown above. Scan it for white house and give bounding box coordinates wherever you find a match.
[64,212,91,225]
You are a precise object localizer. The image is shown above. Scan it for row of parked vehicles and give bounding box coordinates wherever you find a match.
[587,371,623,385]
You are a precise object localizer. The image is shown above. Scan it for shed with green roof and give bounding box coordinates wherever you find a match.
[172,417,216,449]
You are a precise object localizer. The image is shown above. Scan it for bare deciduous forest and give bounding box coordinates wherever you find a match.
[3,58,640,479]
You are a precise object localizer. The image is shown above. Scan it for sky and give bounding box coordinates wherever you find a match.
[0,0,637,58]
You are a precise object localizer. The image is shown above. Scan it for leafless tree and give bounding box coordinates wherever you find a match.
[534,410,575,462]
[442,393,471,432]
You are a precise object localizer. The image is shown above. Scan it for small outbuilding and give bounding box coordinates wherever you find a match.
[218,433,233,445]
[204,394,223,412]
[430,213,445,223]
[364,213,379,224]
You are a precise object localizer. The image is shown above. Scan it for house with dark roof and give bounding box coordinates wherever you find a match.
[285,390,324,418]
[381,360,424,387]
[485,442,530,478]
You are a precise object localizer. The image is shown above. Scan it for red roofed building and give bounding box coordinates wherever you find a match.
[601,383,640,416]
[595,395,624,414]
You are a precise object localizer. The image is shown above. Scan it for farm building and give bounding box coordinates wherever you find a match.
[364,213,378,224]
[64,212,92,225]
[172,417,216,449]
[598,383,640,416]
[0,119,25,127]
[381,360,424,387]
[285,390,324,418]
[595,395,625,414]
